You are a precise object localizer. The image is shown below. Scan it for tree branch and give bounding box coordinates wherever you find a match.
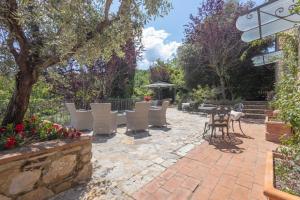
[42,0,133,69]
[6,0,29,71]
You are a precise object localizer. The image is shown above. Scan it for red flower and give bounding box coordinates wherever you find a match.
[0,127,6,133]
[4,137,17,149]
[75,131,81,138]
[15,124,25,132]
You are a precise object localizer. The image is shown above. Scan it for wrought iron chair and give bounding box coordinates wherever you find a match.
[204,107,231,140]
[230,103,245,135]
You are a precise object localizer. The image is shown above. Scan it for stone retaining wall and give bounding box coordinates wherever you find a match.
[0,136,92,200]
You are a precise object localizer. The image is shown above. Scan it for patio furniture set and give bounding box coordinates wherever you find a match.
[200,103,245,140]
[66,101,169,135]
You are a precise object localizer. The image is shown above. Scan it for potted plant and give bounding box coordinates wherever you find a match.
[265,116,292,143]
[144,96,152,102]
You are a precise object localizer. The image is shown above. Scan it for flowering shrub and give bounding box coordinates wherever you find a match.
[144,96,152,102]
[0,116,81,151]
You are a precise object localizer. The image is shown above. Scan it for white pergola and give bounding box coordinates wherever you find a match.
[236,0,300,66]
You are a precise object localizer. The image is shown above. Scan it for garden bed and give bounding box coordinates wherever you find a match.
[264,152,300,200]
[0,136,92,200]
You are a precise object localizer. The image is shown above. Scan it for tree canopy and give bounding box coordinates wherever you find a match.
[0,0,171,125]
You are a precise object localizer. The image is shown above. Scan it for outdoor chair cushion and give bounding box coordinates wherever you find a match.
[230,110,245,121]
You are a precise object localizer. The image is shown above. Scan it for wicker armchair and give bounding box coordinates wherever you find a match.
[90,103,117,135]
[65,103,93,130]
[149,101,169,127]
[126,102,150,132]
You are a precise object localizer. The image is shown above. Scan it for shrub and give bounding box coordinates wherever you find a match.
[191,85,215,104]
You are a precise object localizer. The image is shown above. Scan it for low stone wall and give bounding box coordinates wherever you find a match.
[0,136,92,200]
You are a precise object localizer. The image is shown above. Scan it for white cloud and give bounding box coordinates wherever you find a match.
[138,27,181,69]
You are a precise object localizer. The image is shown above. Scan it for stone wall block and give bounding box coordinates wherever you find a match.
[52,181,72,194]
[17,187,54,200]
[81,153,92,163]
[75,163,92,183]
[62,146,82,155]
[80,144,92,155]
[0,194,11,200]
[0,161,24,173]
[42,155,77,184]
[9,170,41,195]
[0,169,19,195]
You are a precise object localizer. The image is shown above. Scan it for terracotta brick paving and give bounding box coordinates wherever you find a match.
[132,122,278,200]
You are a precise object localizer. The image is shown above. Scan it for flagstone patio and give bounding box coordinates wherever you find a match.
[51,108,207,200]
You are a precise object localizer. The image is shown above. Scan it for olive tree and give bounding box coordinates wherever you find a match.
[0,0,171,125]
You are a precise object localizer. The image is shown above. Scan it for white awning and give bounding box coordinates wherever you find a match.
[251,50,283,66]
[236,0,300,42]
[145,81,175,88]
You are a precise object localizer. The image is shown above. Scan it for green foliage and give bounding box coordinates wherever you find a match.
[0,116,81,151]
[133,70,152,98]
[191,85,216,104]
[0,75,65,124]
[168,59,185,88]
[272,32,300,131]
[273,31,300,196]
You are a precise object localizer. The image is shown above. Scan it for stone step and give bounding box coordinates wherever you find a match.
[244,113,266,119]
[244,105,268,110]
[243,109,265,114]
[242,101,268,105]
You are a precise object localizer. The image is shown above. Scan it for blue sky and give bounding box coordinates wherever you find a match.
[138,0,266,69]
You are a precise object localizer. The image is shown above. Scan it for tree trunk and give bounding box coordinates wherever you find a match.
[220,77,226,100]
[1,68,39,126]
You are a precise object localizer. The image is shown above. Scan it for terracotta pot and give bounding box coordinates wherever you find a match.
[265,117,292,143]
[265,110,274,117]
[264,152,300,200]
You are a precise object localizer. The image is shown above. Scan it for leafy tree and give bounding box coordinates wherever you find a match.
[133,69,151,98]
[45,39,138,107]
[149,59,171,83]
[184,0,251,99]
[0,0,171,125]
[177,44,218,89]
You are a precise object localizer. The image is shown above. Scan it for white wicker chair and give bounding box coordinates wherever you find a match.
[126,102,150,132]
[65,103,93,130]
[149,101,169,127]
[90,103,117,135]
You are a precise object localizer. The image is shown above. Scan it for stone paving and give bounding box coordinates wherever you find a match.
[52,108,207,200]
[133,120,278,200]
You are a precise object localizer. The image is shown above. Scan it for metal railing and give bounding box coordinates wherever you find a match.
[0,98,142,125]
[0,99,70,125]
[99,98,141,111]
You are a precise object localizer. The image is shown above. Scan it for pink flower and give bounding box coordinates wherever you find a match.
[52,124,61,130]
